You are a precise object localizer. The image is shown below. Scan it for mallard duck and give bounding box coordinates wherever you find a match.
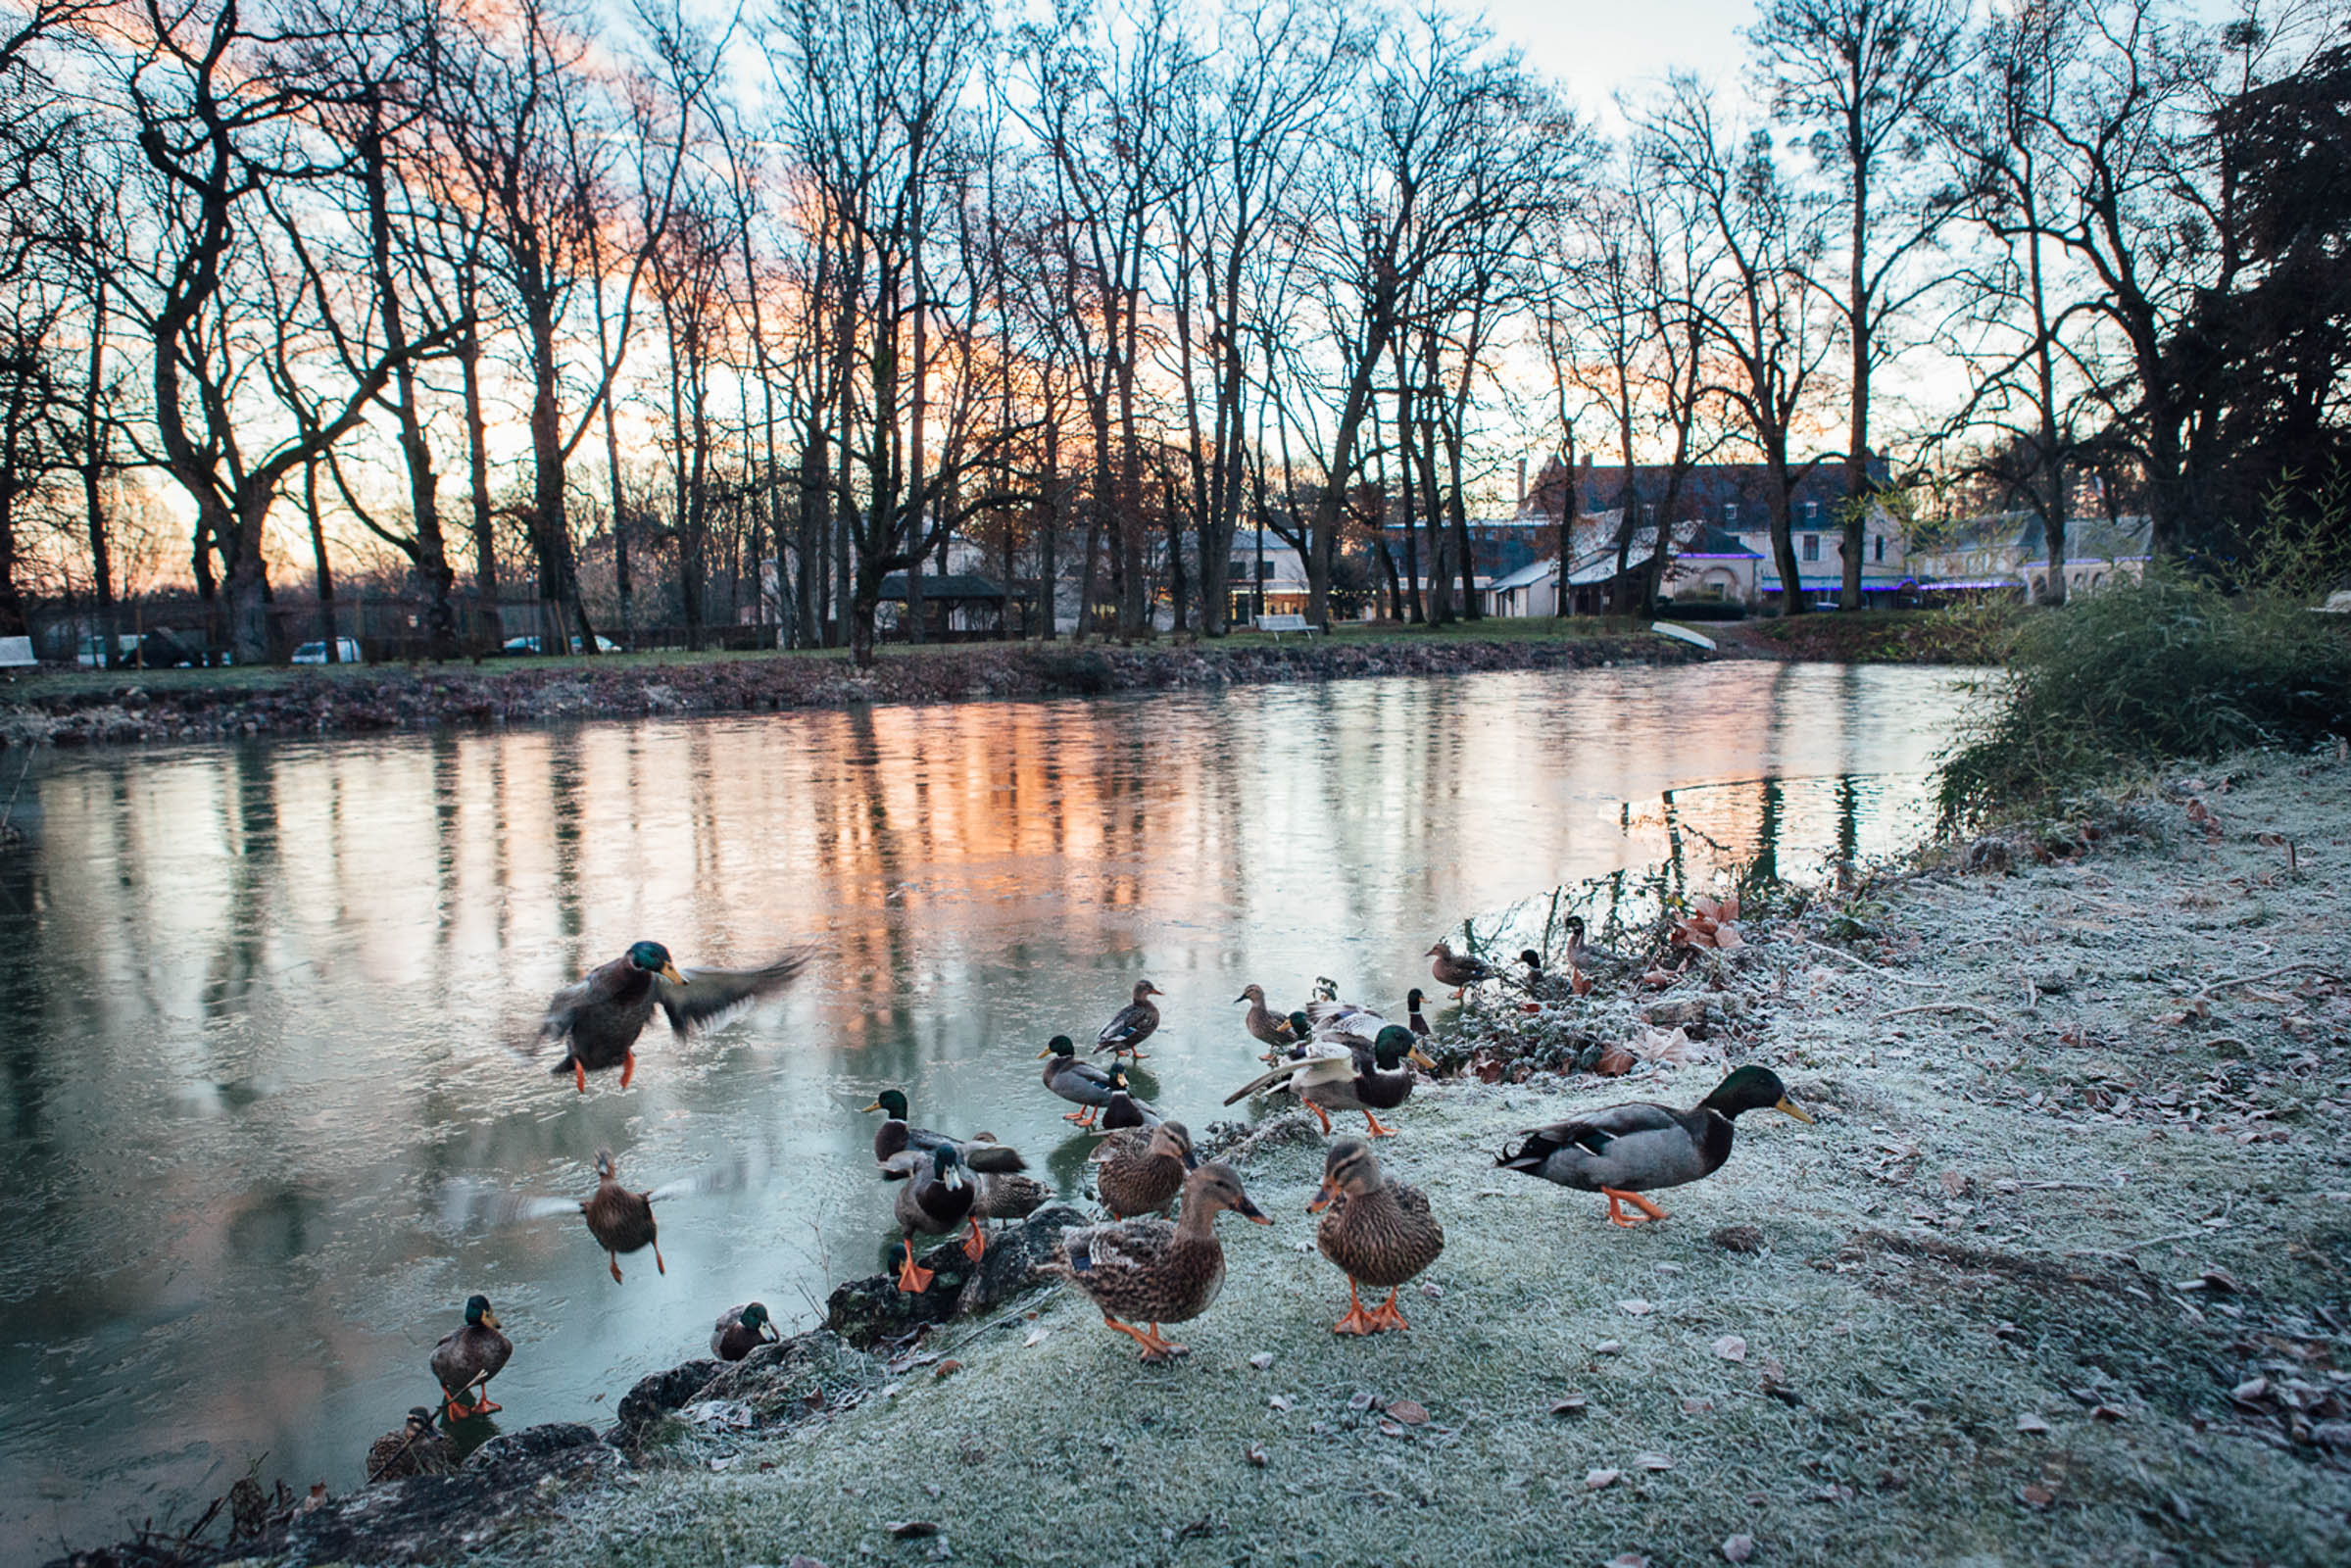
[1562,915,1635,974]
[1306,995,1394,1047]
[1234,985,1299,1052]
[884,1145,979,1293]
[539,943,808,1093]
[582,1149,664,1283]
[1405,988,1432,1038]
[1094,980,1164,1060]
[1425,941,1494,997]
[1224,1024,1434,1137]
[1039,1037,1118,1128]
[366,1406,457,1483]
[1495,1065,1816,1227]
[429,1295,511,1421]
[1090,1118,1196,1218]
[1310,1139,1445,1335]
[1046,1161,1269,1362]
[863,1089,1029,1178]
[710,1301,778,1361]
[972,1154,1053,1227]
[1099,1066,1161,1133]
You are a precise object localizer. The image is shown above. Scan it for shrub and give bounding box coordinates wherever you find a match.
[1935,567,2351,828]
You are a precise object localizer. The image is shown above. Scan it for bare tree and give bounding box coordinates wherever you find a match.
[1750,0,1968,608]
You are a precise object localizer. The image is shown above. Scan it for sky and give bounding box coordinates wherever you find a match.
[1476,0,1754,111]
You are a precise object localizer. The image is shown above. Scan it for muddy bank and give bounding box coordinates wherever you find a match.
[0,629,1696,749]
[52,752,2351,1568]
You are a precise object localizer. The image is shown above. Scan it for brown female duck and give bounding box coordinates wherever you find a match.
[1090,1119,1196,1218]
[1094,981,1164,1060]
[1425,941,1494,997]
[582,1150,664,1283]
[1309,1139,1445,1334]
[1046,1161,1269,1363]
[366,1407,457,1483]
[1234,985,1299,1053]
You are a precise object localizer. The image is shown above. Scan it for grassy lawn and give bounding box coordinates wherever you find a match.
[6,615,1654,701]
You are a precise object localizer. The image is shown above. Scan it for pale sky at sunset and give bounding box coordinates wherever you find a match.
[1474,0,1752,109]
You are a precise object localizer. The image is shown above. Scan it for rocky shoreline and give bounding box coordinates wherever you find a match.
[51,752,2351,1568]
[0,630,1698,749]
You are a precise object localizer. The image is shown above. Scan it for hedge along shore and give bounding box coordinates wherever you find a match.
[0,626,1700,750]
[64,750,2349,1568]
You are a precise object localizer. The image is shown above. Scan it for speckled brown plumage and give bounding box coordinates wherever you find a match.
[1090,1120,1193,1218]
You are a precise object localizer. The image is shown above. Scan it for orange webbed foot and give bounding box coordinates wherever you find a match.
[896,1240,935,1294]
[609,1253,624,1283]
[619,1051,636,1090]
[1362,1110,1398,1138]
[1332,1279,1381,1335]
[1366,1288,1409,1333]
[961,1218,988,1262]
[572,1061,587,1095]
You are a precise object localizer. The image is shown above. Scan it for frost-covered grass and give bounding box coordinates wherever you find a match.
[468,752,2351,1568]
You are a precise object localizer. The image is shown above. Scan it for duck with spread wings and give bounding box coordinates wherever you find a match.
[540,942,808,1092]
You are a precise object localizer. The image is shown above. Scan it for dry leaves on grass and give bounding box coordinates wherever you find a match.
[1713,1335,1748,1362]
[1587,1468,1623,1490]
[1722,1536,1756,1563]
[1672,892,1745,951]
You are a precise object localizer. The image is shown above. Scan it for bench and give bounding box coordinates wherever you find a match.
[1254,612,1318,639]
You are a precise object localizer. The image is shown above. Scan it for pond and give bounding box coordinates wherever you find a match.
[0,660,1984,1558]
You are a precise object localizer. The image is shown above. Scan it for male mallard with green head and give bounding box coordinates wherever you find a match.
[883,1145,978,1293]
[366,1407,457,1483]
[1224,1024,1434,1137]
[539,942,808,1092]
[1039,1036,1118,1127]
[1495,1065,1816,1227]
[1090,1118,1196,1218]
[1094,980,1164,1060]
[863,1089,1029,1178]
[1046,1161,1269,1363]
[710,1301,779,1361]
[1309,1139,1445,1335]
[429,1295,511,1421]
[582,1149,664,1283]
[1099,1066,1160,1133]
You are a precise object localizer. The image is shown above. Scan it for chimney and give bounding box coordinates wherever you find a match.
[1516,457,1527,513]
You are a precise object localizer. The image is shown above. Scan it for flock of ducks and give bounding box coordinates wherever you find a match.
[365,933,1815,1480]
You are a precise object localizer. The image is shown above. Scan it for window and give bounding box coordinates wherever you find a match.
[1874,535,1885,563]
[1802,534,1820,563]
[1803,500,1819,523]
[1723,503,1739,525]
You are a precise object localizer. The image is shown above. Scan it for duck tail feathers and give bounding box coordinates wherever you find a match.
[962,1145,1027,1174]
[1495,1128,1564,1172]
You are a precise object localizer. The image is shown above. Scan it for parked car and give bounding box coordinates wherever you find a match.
[291,637,365,664]
[500,634,622,656]
[75,634,145,668]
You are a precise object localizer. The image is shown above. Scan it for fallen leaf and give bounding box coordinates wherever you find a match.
[1594,1044,1636,1076]
[1268,1396,1293,1412]
[1635,1451,1675,1471]
[1606,1555,1649,1568]
[1593,1339,1625,1355]
[1245,1443,1266,1467]
[2015,1413,2051,1434]
[2198,1266,2246,1295]
[1347,1392,1377,1411]
[1682,1396,1715,1414]
[1713,922,1745,950]
[1387,1398,1430,1425]
[1587,1467,1622,1490]
[2018,1484,2055,1510]
[1713,1335,1748,1362]
[932,1359,962,1380]
[1550,1395,1589,1416]
[1618,1298,1655,1316]
[885,1521,939,1539]
[1938,1171,1971,1198]
[1022,1330,1049,1348]
[2230,1377,2270,1404]
[1377,1420,1405,1437]
[2090,1404,2127,1423]
[1722,1536,1756,1564]
[1248,1352,1274,1371]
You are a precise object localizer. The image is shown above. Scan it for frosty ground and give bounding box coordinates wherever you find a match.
[167,750,2351,1568]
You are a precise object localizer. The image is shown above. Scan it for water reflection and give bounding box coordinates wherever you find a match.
[0,662,1978,1559]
